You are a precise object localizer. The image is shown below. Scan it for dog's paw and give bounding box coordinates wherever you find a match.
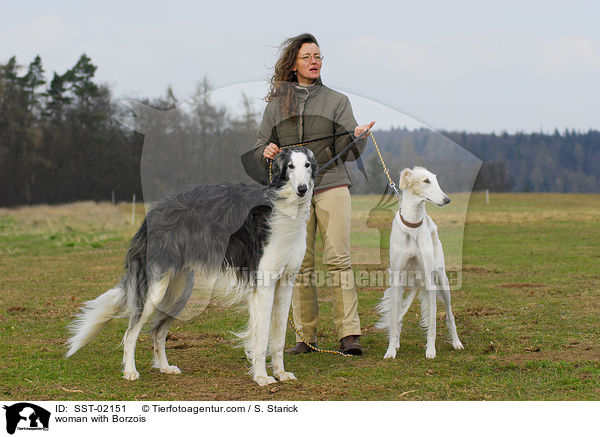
[123,370,140,380]
[254,375,277,386]
[452,339,464,350]
[383,348,397,359]
[160,365,181,375]
[425,346,436,359]
[274,371,296,382]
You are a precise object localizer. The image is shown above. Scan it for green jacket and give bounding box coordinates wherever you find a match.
[254,78,367,191]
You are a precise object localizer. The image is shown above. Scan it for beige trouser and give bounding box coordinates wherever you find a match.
[291,186,361,342]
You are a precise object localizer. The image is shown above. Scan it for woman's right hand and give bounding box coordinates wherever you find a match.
[263,143,280,159]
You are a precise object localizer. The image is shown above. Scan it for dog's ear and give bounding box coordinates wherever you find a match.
[270,149,289,188]
[399,168,412,190]
[304,148,318,179]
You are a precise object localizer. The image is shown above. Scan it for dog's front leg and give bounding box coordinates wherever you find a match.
[425,289,437,359]
[249,284,277,386]
[269,277,296,382]
[385,245,411,359]
[383,285,401,359]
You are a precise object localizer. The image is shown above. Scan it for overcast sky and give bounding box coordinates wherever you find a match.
[3,0,600,133]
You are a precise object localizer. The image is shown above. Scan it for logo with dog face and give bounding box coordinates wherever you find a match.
[3,403,50,434]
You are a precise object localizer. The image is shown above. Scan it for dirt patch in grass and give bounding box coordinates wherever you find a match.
[491,344,598,364]
[6,306,28,313]
[461,265,504,275]
[465,307,505,317]
[462,265,493,273]
[499,282,546,288]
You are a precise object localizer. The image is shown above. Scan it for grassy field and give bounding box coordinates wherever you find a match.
[0,193,599,401]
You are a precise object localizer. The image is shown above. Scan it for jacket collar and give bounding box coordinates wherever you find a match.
[295,77,323,97]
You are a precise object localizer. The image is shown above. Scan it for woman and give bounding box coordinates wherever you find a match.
[254,33,374,355]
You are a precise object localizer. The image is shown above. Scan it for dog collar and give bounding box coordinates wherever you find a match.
[399,213,423,228]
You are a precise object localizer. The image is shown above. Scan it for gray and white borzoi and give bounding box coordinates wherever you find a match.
[377,167,463,359]
[66,148,317,386]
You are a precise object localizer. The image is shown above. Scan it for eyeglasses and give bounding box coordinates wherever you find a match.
[297,54,324,63]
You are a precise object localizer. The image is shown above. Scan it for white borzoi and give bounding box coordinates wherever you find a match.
[377,167,463,359]
[66,148,317,386]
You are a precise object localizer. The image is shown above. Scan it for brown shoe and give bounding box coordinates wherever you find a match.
[285,342,316,354]
[340,335,363,356]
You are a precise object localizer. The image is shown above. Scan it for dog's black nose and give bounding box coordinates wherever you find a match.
[443,196,451,205]
[297,184,308,197]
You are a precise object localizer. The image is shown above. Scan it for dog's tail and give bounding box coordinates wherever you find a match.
[418,289,442,330]
[65,285,127,357]
[375,287,393,330]
[66,219,148,357]
[418,289,429,329]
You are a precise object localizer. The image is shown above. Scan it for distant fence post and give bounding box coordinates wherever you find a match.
[485,189,489,205]
[132,193,136,225]
[111,190,115,205]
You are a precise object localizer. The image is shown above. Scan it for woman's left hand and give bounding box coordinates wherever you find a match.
[355,121,375,138]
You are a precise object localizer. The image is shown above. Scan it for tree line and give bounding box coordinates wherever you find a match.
[349,128,599,194]
[444,130,600,193]
[0,54,143,207]
[1,54,598,207]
